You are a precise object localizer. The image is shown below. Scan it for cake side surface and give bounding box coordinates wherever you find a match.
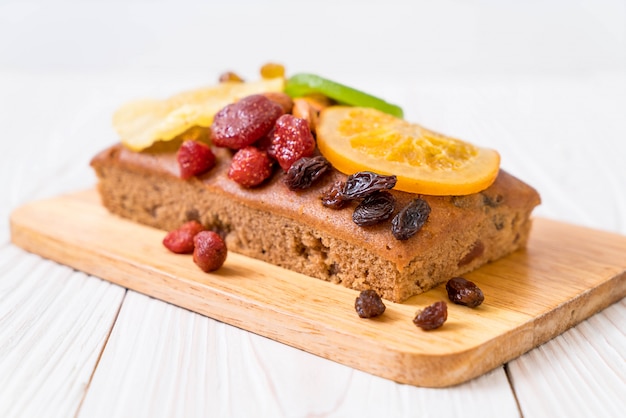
[91,143,540,302]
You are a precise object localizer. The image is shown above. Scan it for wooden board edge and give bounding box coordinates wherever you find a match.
[8,192,626,387]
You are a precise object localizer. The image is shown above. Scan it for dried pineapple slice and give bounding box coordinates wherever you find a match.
[113,78,285,151]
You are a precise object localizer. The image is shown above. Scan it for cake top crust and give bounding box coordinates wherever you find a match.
[91,141,541,270]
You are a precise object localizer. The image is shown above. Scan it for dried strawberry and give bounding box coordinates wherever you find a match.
[177,140,216,180]
[193,231,227,272]
[163,220,206,254]
[254,127,275,154]
[228,146,273,187]
[211,94,284,149]
[269,114,316,171]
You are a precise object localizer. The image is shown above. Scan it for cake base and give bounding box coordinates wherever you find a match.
[90,143,540,302]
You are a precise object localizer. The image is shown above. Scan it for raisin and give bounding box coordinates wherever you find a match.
[218,71,244,83]
[342,171,397,200]
[193,231,228,272]
[446,277,484,308]
[260,62,286,79]
[352,191,395,226]
[163,221,206,254]
[355,289,386,318]
[482,193,504,207]
[321,181,348,209]
[391,198,431,240]
[413,301,447,330]
[211,95,284,149]
[228,146,274,188]
[177,140,216,180]
[284,156,330,190]
[457,240,484,266]
[270,114,316,171]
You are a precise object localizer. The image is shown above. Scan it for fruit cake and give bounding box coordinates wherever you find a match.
[90,68,540,302]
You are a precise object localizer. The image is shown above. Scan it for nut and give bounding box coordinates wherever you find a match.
[262,92,294,114]
[292,98,318,133]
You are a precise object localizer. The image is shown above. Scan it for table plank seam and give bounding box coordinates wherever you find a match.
[504,363,523,418]
[73,288,128,418]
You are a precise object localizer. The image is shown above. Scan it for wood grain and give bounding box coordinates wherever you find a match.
[9,190,626,388]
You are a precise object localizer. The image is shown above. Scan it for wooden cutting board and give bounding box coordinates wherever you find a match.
[9,189,626,388]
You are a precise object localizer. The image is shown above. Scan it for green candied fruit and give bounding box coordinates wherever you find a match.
[284,73,403,118]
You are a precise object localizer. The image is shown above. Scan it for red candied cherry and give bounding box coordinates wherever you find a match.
[228,146,274,187]
[163,220,206,254]
[193,231,227,272]
[177,140,216,180]
[269,114,316,171]
[210,94,284,149]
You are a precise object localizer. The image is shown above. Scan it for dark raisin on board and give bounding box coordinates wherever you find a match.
[446,277,485,308]
[342,171,397,200]
[352,191,395,226]
[284,156,330,190]
[355,289,386,318]
[413,301,447,330]
[391,198,431,240]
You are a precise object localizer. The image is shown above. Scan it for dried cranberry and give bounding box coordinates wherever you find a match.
[269,114,316,171]
[211,95,283,149]
[355,289,386,318]
[193,231,227,272]
[163,221,206,254]
[321,181,349,209]
[342,172,397,200]
[228,146,274,188]
[446,277,484,308]
[413,301,447,330]
[284,156,330,190]
[352,191,395,226]
[391,198,431,240]
[177,140,216,180]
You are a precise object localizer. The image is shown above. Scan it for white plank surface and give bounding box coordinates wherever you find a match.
[1,0,625,416]
[509,298,626,417]
[78,290,520,418]
[0,249,125,418]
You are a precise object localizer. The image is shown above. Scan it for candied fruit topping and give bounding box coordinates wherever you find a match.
[228,146,274,188]
[177,140,216,180]
[211,94,284,149]
[113,78,284,152]
[260,62,286,79]
[316,107,500,195]
[163,221,206,254]
[269,114,316,171]
[193,231,227,272]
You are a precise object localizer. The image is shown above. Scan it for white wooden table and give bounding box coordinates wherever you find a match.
[1,1,625,417]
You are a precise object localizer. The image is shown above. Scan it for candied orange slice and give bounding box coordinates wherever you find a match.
[113,78,284,151]
[316,107,500,195]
